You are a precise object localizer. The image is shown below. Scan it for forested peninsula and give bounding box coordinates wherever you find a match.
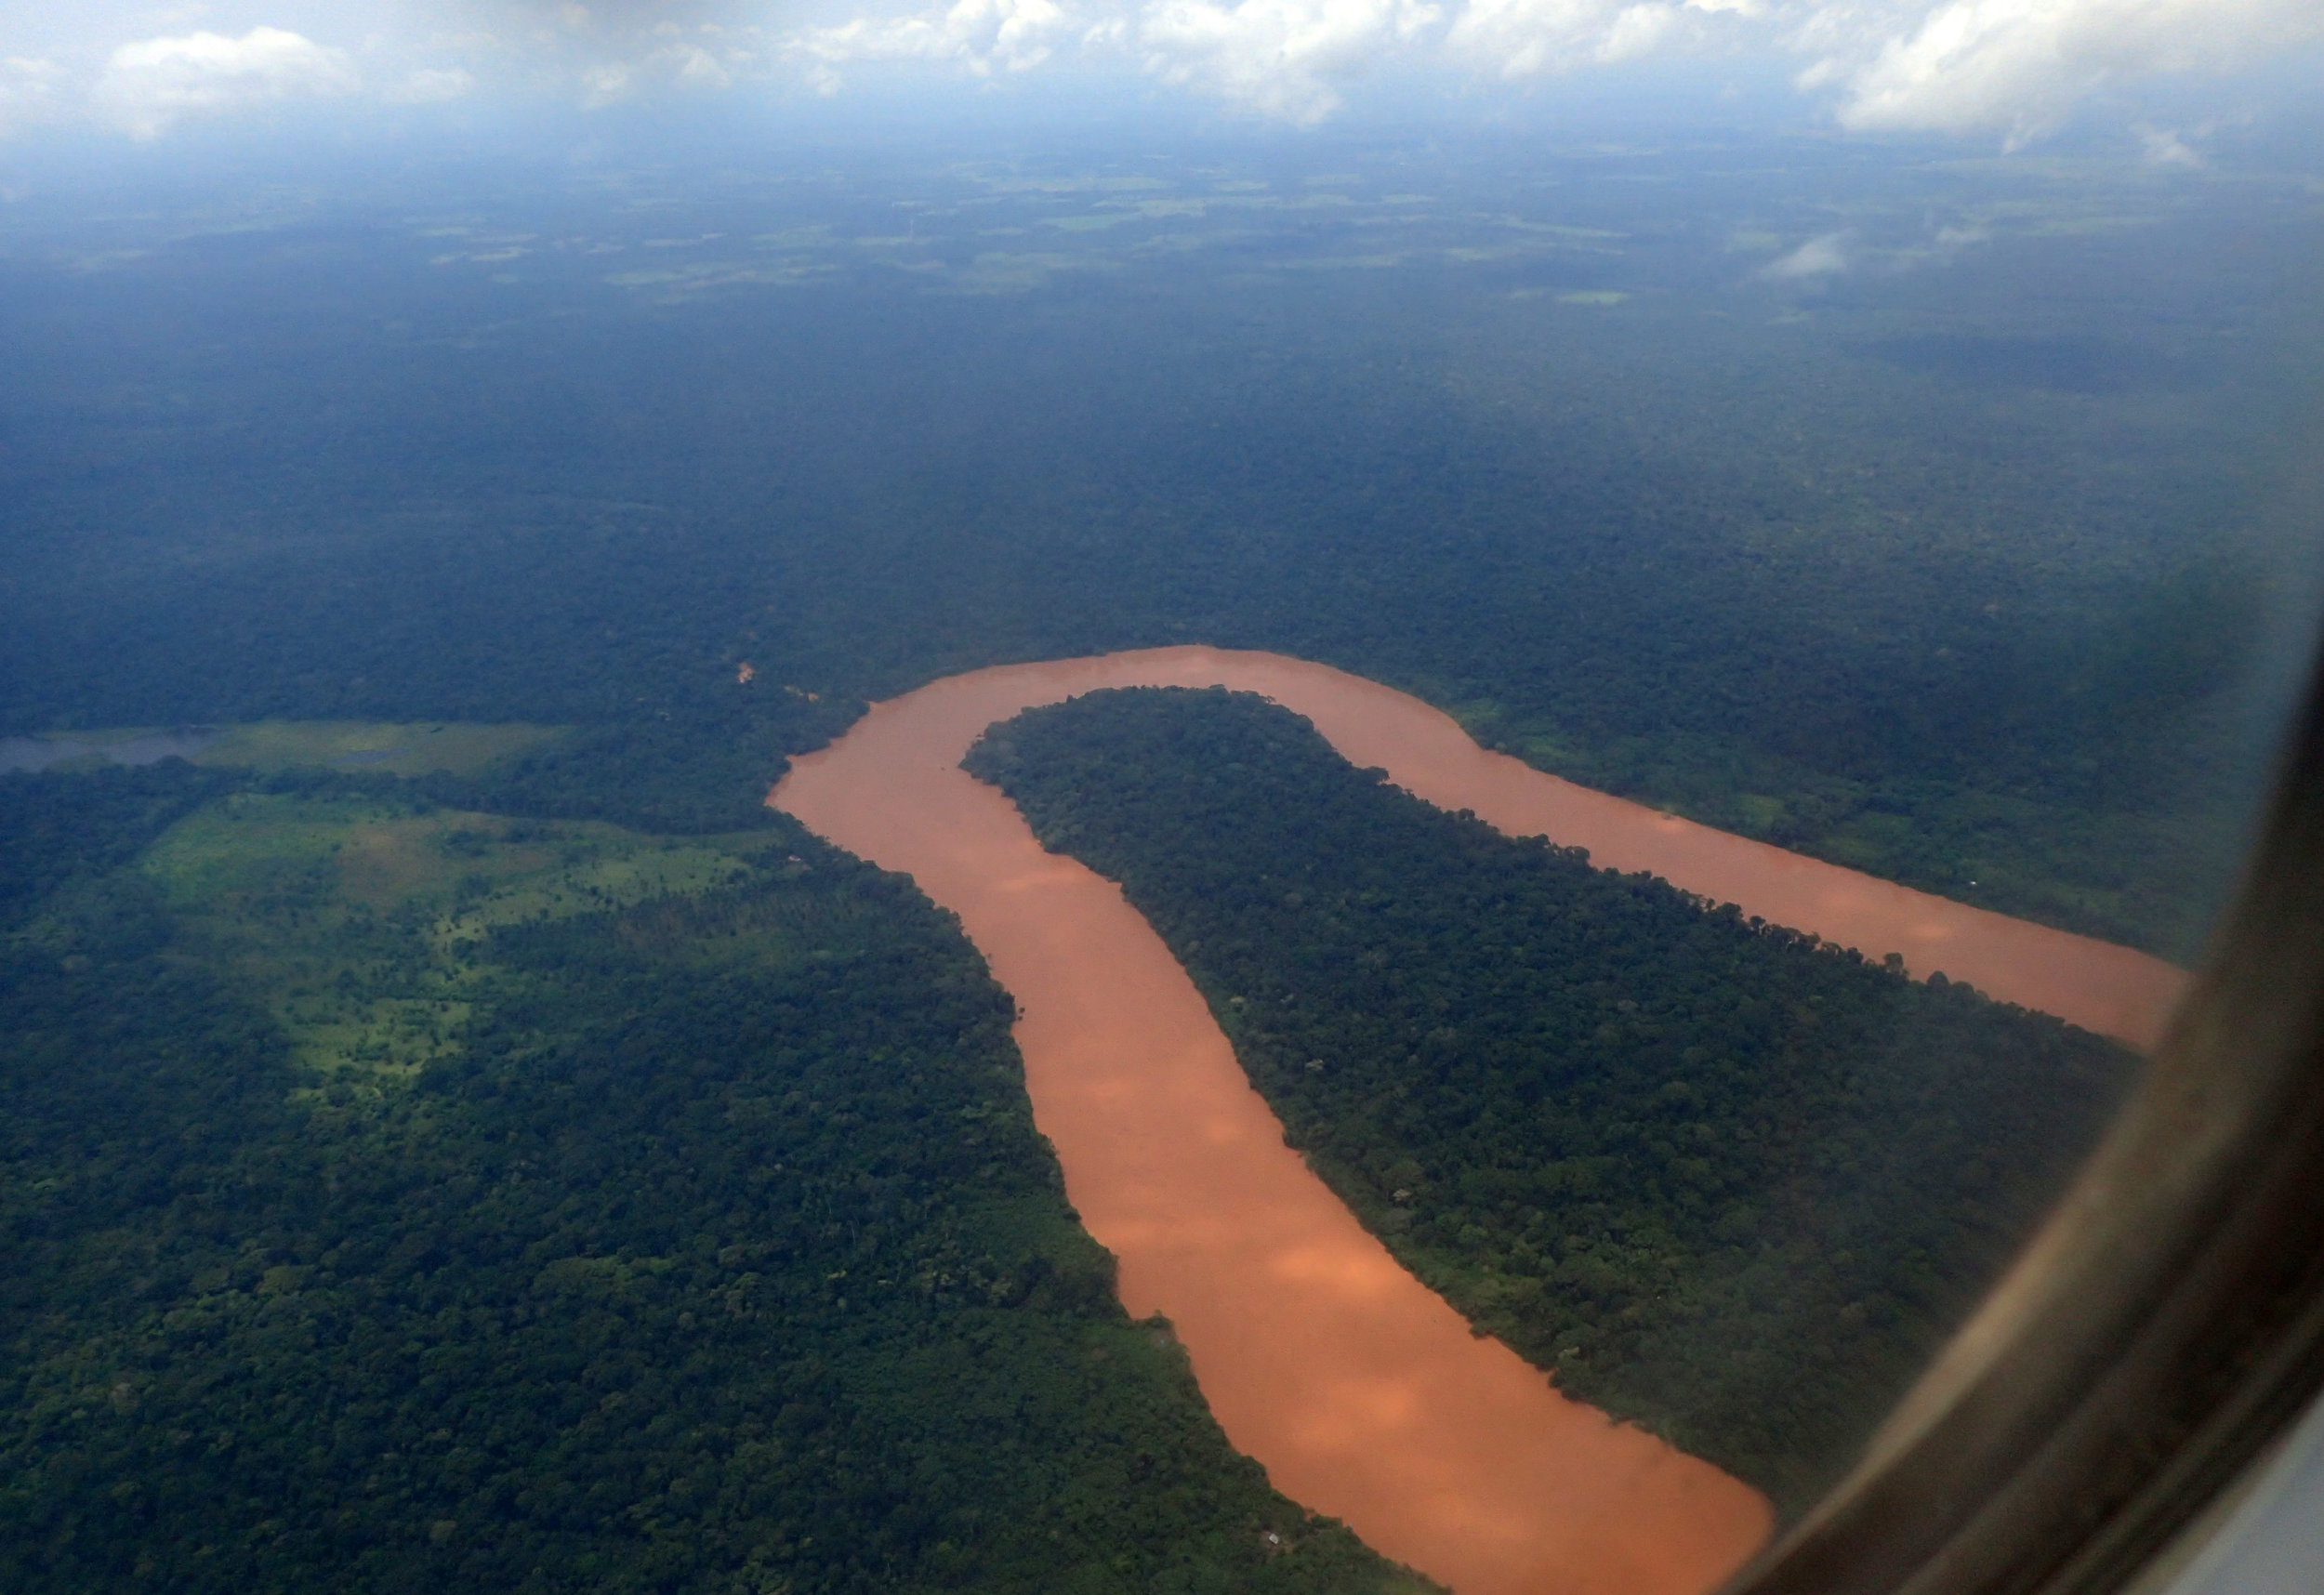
[0,760,1429,1595]
[966,687,2139,1512]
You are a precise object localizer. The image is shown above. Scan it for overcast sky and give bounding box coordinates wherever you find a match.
[1,0,2319,150]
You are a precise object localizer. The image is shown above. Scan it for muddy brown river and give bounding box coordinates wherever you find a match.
[770,646,2186,1595]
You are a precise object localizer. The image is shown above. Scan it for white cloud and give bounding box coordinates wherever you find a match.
[1596,2,1684,62]
[8,0,2313,138]
[1819,0,2323,145]
[2135,121,2201,167]
[1137,0,1442,123]
[1136,0,2317,126]
[389,67,478,104]
[566,36,758,106]
[1446,0,1736,77]
[92,26,359,139]
[670,44,734,87]
[1760,230,1851,278]
[787,0,1076,86]
[1,55,67,137]
[578,60,636,105]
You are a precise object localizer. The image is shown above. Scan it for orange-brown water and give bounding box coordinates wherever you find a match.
[771,645,2186,1595]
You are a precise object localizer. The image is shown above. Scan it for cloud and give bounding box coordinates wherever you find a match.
[1817,0,2323,145]
[16,0,2317,138]
[91,27,360,139]
[786,0,1076,87]
[482,0,741,22]
[2135,122,2201,167]
[577,60,638,105]
[1137,0,1442,123]
[1121,0,2318,129]
[388,67,479,104]
[1446,0,1670,79]
[1760,230,1851,278]
[1,56,67,137]
[669,44,735,88]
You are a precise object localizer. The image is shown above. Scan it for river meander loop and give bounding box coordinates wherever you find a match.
[770,646,2185,1595]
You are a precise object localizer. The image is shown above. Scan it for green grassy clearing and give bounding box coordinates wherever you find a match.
[139,795,773,1085]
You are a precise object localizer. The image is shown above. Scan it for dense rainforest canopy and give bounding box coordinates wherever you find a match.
[6,135,2315,955]
[0,762,1428,1594]
[2,124,2311,1588]
[968,688,2137,1511]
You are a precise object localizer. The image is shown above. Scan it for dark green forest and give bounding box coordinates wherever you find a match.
[6,135,2317,953]
[967,688,2138,1513]
[2,127,2313,1586]
[1,763,1428,1595]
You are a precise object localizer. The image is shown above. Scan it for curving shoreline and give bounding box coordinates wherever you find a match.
[770,646,2183,1595]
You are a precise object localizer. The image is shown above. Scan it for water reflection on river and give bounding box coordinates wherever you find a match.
[772,646,2184,1595]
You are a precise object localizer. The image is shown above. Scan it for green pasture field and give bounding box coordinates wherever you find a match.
[140,794,772,1085]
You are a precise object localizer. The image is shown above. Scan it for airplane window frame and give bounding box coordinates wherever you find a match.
[1723,644,2324,1595]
